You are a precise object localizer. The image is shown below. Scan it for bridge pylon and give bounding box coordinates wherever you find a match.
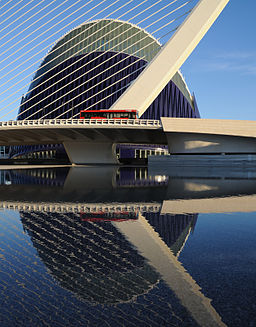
[110,0,230,117]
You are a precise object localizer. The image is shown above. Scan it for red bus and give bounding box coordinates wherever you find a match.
[80,109,138,119]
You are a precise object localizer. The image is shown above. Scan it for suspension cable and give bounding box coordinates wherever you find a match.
[0,0,179,98]
[0,0,166,114]
[0,0,15,14]
[0,0,193,120]
[68,23,188,119]
[0,0,88,64]
[0,0,43,32]
[22,9,189,121]
[0,0,127,85]
[0,0,62,42]
[0,0,145,95]
[0,0,190,121]
[25,37,159,120]
[53,28,186,119]
[0,0,137,109]
[45,42,159,120]
[23,1,190,120]
[0,0,24,20]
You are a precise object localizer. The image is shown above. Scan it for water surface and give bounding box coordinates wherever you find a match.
[0,166,256,326]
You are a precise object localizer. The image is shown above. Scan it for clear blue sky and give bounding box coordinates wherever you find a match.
[0,0,254,120]
[182,0,256,120]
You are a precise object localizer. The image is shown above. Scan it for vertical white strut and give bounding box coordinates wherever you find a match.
[110,0,230,117]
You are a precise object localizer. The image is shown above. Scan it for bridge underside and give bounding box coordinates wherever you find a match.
[0,123,166,164]
[0,127,165,146]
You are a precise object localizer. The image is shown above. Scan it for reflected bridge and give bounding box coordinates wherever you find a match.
[2,165,256,208]
[2,195,256,214]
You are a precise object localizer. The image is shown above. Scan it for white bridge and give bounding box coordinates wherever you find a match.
[1,117,256,164]
[0,118,163,146]
[0,118,165,163]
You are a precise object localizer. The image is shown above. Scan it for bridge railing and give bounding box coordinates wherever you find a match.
[0,119,162,127]
[0,202,162,213]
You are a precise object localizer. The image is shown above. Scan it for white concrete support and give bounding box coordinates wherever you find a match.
[110,0,229,116]
[63,141,119,164]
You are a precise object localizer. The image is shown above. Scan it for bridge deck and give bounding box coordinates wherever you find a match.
[0,119,165,146]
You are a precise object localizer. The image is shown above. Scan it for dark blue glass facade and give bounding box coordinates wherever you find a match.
[19,52,146,120]
[18,52,199,121]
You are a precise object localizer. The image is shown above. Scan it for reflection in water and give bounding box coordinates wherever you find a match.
[0,213,201,326]
[20,209,198,304]
[144,213,197,257]
[1,166,256,210]
[0,168,69,186]
[21,211,160,305]
[1,166,256,326]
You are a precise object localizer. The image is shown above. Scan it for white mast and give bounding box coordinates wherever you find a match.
[110,0,230,117]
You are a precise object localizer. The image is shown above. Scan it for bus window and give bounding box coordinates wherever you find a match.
[80,110,139,119]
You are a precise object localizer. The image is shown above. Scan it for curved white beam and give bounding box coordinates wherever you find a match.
[110,0,229,116]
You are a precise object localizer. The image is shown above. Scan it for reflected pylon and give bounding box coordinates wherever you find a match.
[114,213,227,327]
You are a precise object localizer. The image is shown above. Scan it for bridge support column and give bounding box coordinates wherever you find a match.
[63,141,119,165]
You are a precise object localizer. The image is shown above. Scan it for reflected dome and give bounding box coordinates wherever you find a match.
[21,211,159,304]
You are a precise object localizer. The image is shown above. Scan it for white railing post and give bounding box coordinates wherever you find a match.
[0,119,162,129]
